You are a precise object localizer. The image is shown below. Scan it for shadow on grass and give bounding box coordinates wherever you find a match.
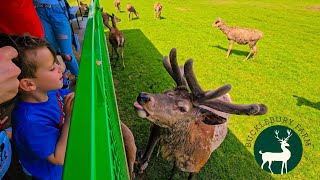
[212,45,249,57]
[293,95,320,111]
[111,29,273,179]
[130,17,140,21]
[159,16,166,20]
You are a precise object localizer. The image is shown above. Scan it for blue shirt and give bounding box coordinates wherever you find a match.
[12,89,70,180]
[0,128,11,179]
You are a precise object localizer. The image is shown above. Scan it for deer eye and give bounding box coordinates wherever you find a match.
[179,107,187,112]
[177,101,188,113]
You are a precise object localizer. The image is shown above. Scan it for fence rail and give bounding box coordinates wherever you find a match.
[63,0,129,179]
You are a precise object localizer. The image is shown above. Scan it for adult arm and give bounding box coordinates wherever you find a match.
[0,46,20,104]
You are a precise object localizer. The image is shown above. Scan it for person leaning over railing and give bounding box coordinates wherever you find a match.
[33,0,79,89]
[0,34,75,180]
[0,45,20,179]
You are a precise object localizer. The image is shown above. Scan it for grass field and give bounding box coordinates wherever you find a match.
[72,0,319,179]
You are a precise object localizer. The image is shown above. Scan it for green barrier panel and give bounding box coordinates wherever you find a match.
[63,0,129,179]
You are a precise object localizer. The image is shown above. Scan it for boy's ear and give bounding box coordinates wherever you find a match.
[19,78,36,91]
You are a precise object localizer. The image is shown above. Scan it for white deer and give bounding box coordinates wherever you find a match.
[259,129,292,174]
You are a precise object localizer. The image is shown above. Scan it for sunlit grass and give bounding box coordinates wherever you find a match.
[71,0,319,179]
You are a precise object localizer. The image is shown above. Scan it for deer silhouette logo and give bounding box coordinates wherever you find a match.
[259,129,292,174]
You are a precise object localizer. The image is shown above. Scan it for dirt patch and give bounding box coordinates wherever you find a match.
[176,7,192,11]
[305,6,320,11]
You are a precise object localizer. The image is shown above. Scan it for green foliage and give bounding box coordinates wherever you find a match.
[71,0,319,179]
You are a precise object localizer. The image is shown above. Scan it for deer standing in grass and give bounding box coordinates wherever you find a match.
[154,2,162,19]
[260,130,292,174]
[102,13,125,68]
[126,3,139,21]
[114,0,121,12]
[134,48,268,179]
[212,18,263,61]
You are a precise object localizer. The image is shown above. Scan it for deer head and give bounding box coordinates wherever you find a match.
[100,7,121,28]
[134,48,267,128]
[212,17,224,27]
[275,130,292,147]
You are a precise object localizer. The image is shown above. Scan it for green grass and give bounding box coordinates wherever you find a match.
[73,0,319,179]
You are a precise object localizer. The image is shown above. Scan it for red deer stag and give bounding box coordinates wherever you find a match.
[134,48,268,179]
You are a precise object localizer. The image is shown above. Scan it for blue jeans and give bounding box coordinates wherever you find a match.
[35,4,79,76]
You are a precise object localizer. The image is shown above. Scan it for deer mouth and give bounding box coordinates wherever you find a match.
[134,101,149,118]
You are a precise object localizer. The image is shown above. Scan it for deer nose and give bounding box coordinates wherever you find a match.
[137,92,150,104]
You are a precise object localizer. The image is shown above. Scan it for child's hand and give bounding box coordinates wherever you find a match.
[0,115,12,139]
[0,115,8,130]
[64,92,75,120]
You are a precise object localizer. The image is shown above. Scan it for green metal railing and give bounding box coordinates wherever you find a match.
[63,0,129,179]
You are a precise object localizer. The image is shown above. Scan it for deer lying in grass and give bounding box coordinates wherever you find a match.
[212,18,263,61]
[154,2,162,19]
[134,48,268,179]
[126,3,139,21]
[114,0,121,12]
[121,122,137,179]
[102,13,125,68]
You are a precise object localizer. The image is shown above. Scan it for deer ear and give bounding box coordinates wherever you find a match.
[198,108,227,125]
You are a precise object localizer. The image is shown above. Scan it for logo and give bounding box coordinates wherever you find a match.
[254,125,303,174]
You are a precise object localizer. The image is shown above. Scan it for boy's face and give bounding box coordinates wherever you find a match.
[32,47,64,91]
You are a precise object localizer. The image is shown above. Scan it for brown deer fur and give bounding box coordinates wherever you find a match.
[212,18,263,61]
[121,122,136,180]
[114,0,121,12]
[79,1,89,16]
[126,3,139,21]
[154,2,162,19]
[134,48,268,179]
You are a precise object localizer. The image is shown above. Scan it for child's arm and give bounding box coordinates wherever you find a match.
[47,92,74,165]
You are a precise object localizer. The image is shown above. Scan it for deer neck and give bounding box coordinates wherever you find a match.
[162,118,193,139]
[218,24,230,35]
[105,22,112,30]
[280,144,290,153]
[159,118,193,157]
[111,19,117,28]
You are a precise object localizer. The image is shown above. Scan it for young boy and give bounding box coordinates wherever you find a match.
[0,34,74,180]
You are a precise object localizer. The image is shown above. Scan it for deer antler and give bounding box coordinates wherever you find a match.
[162,48,187,87]
[274,130,283,142]
[184,59,231,101]
[183,58,268,115]
[162,48,268,115]
[283,130,292,142]
[200,99,267,115]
